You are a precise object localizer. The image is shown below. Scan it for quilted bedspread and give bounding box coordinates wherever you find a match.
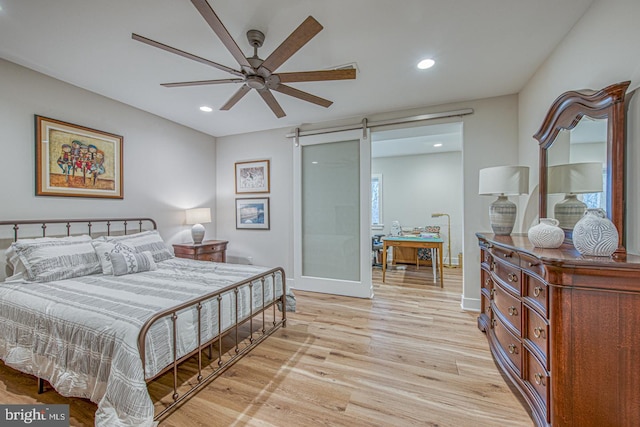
[0,258,283,427]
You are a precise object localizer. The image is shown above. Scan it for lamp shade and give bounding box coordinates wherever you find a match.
[547,162,603,194]
[185,208,211,225]
[478,166,530,196]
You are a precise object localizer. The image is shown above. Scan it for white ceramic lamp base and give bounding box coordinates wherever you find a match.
[490,195,516,236]
[191,223,205,244]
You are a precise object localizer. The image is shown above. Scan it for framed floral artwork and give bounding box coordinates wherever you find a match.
[35,115,123,198]
[236,197,270,230]
[235,159,270,194]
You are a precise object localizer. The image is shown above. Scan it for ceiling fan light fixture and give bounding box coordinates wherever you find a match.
[417,58,435,70]
[246,75,266,90]
[199,106,213,112]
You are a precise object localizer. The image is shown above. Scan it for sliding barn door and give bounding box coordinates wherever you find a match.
[293,129,373,298]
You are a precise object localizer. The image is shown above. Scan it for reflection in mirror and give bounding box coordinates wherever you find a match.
[546,117,607,228]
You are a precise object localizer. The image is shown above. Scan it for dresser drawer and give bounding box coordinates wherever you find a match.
[490,245,519,265]
[481,248,493,268]
[197,242,227,254]
[493,283,522,334]
[492,257,522,295]
[481,268,493,292]
[524,348,549,423]
[519,252,546,280]
[493,316,522,376]
[523,273,549,317]
[524,306,549,369]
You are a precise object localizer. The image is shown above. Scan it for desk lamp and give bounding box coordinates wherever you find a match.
[185,208,211,244]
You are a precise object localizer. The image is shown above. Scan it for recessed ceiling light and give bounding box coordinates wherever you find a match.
[434,143,443,147]
[199,106,213,112]
[417,58,435,70]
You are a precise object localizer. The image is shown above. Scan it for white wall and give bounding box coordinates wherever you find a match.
[372,151,463,265]
[0,59,217,245]
[518,0,640,254]
[216,94,519,310]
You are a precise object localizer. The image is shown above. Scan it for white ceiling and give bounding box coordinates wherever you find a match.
[0,0,594,137]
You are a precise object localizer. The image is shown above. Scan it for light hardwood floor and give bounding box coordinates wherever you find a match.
[0,266,534,426]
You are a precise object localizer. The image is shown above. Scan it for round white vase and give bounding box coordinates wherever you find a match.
[572,208,619,256]
[528,218,564,248]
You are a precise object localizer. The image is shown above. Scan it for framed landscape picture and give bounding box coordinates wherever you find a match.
[235,159,270,193]
[236,197,270,230]
[35,115,123,198]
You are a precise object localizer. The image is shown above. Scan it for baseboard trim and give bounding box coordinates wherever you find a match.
[461,296,481,312]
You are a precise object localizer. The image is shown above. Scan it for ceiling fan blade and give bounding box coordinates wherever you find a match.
[132,33,243,77]
[259,16,323,74]
[161,78,244,88]
[273,84,332,108]
[257,89,286,118]
[190,0,252,70]
[220,85,251,110]
[278,68,356,83]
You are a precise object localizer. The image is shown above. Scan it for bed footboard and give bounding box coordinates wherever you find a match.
[137,267,287,422]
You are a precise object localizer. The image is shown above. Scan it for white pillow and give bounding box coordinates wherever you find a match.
[5,235,92,282]
[104,230,173,263]
[110,251,157,276]
[12,237,101,282]
[91,240,136,275]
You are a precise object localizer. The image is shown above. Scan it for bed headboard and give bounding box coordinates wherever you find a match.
[0,217,157,280]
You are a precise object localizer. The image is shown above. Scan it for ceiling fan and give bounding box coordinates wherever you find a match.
[132,0,356,118]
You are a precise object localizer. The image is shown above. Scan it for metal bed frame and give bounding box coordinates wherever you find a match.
[0,218,287,423]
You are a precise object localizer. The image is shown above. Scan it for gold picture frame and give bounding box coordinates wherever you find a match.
[35,115,123,199]
[235,159,270,194]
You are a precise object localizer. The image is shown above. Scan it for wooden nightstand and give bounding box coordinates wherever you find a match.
[173,240,228,263]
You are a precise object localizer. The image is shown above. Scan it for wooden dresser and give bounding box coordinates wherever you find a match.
[477,233,640,427]
[173,240,228,263]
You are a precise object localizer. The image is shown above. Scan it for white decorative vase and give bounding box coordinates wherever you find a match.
[572,208,619,256]
[528,218,564,248]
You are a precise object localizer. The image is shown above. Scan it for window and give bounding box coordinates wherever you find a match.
[372,173,383,228]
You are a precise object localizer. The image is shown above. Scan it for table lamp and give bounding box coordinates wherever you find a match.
[185,208,211,244]
[478,166,529,235]
[431,212,452,268]
[548,162,603,229]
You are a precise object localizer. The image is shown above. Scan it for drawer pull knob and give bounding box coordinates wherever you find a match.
[533,327,546,339]
[533,286,543,297]
[490,288,496,297]
[508,344,518,354]
[485,278,491,286]
[534,373,545,386]
[528,261,540,267]
[491,262,496,271]
[504,253,511,258]
[507,273,518,283]
[508,306,518,316]
[491,319,496,328]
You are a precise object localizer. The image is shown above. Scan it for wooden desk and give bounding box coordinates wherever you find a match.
[382,236,444,287]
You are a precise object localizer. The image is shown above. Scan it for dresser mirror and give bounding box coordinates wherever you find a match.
[534,81,630,255]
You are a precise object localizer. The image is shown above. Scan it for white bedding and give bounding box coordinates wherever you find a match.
[0,258,284,427]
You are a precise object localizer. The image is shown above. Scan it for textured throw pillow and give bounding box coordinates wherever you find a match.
[104,230,173,263]
[12,237,101,282]
[110,251,157,276]
[91,239,136,275]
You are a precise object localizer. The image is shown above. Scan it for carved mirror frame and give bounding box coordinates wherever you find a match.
[533,81,630,256]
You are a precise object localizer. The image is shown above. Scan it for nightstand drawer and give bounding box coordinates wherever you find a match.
[196,252,224,263]
[173,240,228,263]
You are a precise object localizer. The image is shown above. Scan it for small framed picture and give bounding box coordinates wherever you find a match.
[236,197,270,230]
[235,159,270,193]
